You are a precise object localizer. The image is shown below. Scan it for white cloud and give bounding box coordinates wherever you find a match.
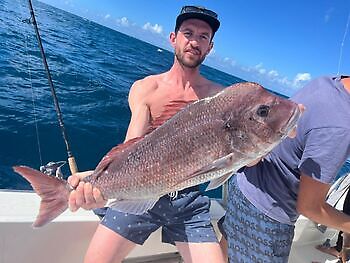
[142,22,163,34]
[254,63,264,70]
[104,14,110,19]
[253,63,266,74]
[258,68,266,74]
[63,0,73,6]
[116,17,130,27]
[221,57,236,66]
[268,70,279,78]
[293,73,311,86]
[245,63,311,90]
[278,77,292,86]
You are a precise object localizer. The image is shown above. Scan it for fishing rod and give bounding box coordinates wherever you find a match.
[25,0,78,174]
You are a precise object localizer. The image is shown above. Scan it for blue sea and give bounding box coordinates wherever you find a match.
[1,0,349,195]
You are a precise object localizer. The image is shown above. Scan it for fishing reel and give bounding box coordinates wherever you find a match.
[40,161,66,179]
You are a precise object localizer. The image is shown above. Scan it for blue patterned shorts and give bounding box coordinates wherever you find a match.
[94,187,218,245]
[219,178,294,263]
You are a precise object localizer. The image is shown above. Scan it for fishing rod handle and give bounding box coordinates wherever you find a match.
[68,157,78,174]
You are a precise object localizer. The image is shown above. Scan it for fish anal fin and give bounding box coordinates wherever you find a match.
[205,172,234,191]
[109,198,159,215]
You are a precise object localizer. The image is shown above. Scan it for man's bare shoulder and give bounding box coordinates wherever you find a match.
[129,74,162,97]
[132,74,161,92]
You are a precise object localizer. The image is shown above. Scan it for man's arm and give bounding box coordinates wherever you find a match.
[297,174,350,233]
[68,79,153,211]
[124,80,151,141]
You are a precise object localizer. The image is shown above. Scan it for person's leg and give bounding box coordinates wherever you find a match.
[341,190,350,261]
[343,230,350,262]
[223,177,294,262]
[217,215,228,261]
[85,207,160,263]
[219,236,228,262]
[84,224,136,263]
[162,189,226,262]
[175,242,226,263]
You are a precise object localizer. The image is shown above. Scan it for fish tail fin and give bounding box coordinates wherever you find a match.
[13,165,70,228]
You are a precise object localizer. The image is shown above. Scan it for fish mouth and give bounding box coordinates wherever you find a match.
[280,104,302,135]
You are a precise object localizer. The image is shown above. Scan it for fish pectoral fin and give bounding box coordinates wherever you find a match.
[109,198,159,215]
[189,153,235,178]
[172,154,235,190]
[205,171,234,191]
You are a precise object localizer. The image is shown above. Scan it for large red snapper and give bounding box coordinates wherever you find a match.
[14,82,302,227]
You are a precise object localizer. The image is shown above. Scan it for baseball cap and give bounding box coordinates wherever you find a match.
[175,6,220,34]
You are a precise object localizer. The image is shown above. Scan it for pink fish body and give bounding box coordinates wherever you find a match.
[14,82,301,227]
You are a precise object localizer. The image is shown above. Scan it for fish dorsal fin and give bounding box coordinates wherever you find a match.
[94,137,143,173]
[108,198,159,214]
[147,100,196,133]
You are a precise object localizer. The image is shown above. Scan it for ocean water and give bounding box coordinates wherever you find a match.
[1,0,349,196]
[0,0,245,197]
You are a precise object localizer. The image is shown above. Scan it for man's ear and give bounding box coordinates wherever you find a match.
[169,32,176,48]
[206,41,214,55]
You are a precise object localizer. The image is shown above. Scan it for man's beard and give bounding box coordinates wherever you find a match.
[175,48,206,68]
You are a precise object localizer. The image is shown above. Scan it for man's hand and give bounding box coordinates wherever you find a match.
[67,171,107,212]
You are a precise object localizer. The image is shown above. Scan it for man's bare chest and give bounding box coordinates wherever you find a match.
[148,88,199,120]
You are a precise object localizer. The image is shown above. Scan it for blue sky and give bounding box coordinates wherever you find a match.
[38,0,350,96]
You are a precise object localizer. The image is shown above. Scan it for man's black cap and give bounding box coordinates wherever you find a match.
[175,6,220,34]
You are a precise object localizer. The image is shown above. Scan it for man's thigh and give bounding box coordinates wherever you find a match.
[175,242,226,263]
[85,224,137,263]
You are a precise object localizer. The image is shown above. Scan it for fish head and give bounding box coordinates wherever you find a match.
[220,82,302,157]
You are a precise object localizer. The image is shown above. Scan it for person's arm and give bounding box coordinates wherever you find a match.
[297,174,350,233]
[68,79,152,211]
[296,127,350,228]
[124,79,151,141]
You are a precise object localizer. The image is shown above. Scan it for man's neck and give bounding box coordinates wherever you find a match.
[167,59,202,88]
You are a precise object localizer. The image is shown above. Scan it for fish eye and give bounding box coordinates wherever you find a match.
[256,105,270,117]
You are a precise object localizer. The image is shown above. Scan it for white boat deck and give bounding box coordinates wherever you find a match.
[0,190,224,263]
[0,184,347,263]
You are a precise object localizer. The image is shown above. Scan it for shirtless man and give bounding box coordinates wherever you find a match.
[68,6,226,263]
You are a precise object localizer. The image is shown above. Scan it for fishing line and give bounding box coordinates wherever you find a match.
[15,0,43,166]
[337,6,350,76]
[26,36,44,166]
[23,0,78,174]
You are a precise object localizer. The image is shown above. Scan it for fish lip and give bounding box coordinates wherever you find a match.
[280,105,301,135]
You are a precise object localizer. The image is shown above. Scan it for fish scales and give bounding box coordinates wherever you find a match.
[14,82,302,227]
